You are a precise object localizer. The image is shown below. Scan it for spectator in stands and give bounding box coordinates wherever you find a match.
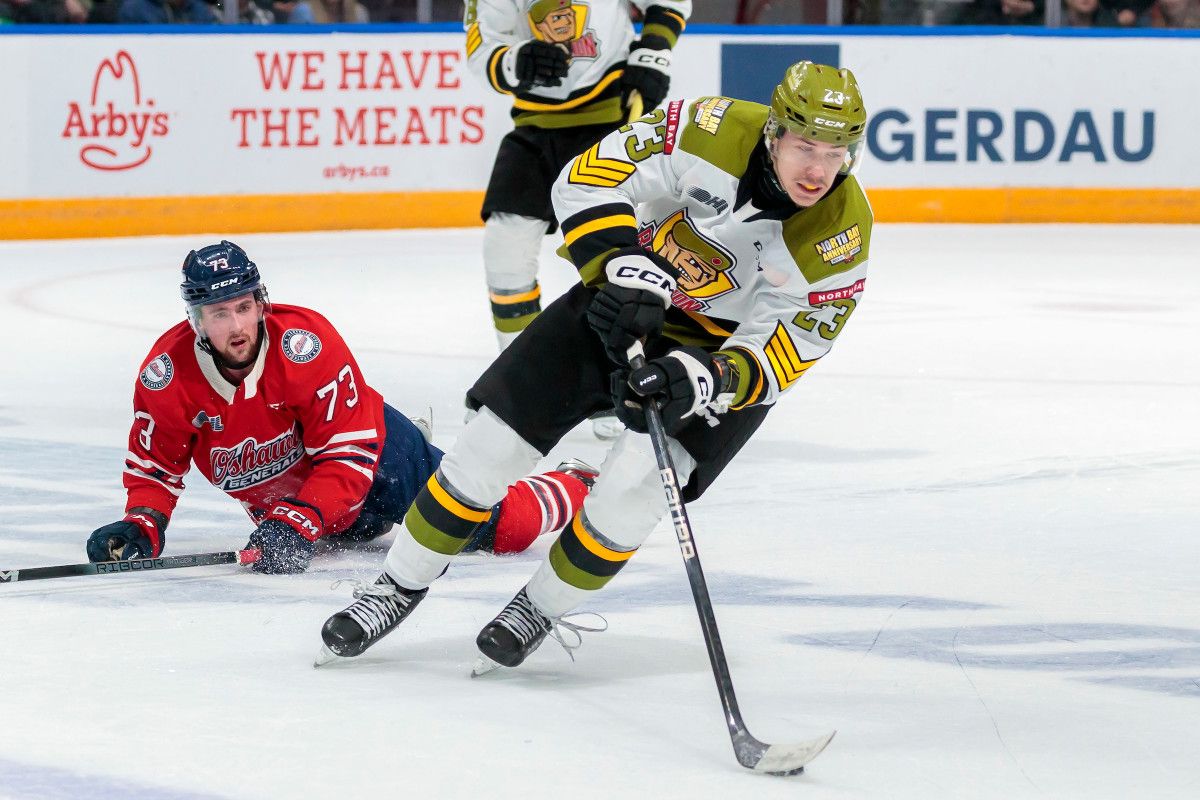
[238,0,272,22]
[958,0,1044,22]
[1156,0,1200,24]
[118,0,218,22]
[1100,0,1152,23]
[1063,0,1117,24]
[289,0,368,22]
[1,0,88,21]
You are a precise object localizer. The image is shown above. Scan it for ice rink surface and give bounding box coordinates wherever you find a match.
[0,224,1197,799]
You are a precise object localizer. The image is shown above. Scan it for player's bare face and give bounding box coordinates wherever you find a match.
[770,132,848,207]
[200,295,263,369]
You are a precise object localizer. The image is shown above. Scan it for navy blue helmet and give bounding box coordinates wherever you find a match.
[180,240,265,310]
[180,241,270,349]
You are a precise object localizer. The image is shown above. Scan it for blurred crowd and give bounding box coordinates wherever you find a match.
[2,0,1197,27]
[862,0,1200,26]
[0,0,372,23]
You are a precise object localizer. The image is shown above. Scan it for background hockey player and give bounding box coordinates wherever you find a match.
[87,241,594,575]
[317,61,872,670]
[464,0,691,438]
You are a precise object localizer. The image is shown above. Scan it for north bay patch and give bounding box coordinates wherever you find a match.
[814,225,862,266]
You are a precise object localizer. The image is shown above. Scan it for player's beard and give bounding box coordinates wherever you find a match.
[212,323,263,371]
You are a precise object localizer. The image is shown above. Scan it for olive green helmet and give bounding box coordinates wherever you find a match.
[767,61,867,172]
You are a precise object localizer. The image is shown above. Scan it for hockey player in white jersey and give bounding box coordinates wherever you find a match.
[318,62,872,672]
[464,0,691,439]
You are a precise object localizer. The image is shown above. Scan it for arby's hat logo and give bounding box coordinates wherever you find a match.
[61,51,170,172]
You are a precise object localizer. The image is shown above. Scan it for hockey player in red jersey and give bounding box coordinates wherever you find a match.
[87,241,595,574]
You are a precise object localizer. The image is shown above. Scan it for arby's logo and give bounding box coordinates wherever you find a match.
[61,51,170,172]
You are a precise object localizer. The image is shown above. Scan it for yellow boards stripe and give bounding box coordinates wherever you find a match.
[764,321,815,391]
[562,214,637,246]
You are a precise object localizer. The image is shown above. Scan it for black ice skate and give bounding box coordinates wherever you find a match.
[472,587,607,676]
[314,573,428,667]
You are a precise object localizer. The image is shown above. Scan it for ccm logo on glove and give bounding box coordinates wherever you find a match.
[629,49,671,70]
[613,264,674,293]
[271,504,321,540]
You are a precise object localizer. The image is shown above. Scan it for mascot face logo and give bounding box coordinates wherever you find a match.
[527,1,598,59]
[650,210,738,305]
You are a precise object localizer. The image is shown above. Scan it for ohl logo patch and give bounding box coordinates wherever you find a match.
[140,354,174,391]
[281,329,322,364]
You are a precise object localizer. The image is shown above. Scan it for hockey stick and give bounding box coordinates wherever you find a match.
[0,549,261,584]
[627,342,835,776]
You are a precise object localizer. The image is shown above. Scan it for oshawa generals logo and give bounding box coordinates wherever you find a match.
[61,51,170,172]
[210,427,303,492]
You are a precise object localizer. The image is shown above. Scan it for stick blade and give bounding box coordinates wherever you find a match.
[743,730,836,776]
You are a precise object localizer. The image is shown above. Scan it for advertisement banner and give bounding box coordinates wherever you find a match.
[1,28,1197,234]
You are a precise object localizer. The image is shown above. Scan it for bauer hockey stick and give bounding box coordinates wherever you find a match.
[627,342,835,776]
[0,548,261,584]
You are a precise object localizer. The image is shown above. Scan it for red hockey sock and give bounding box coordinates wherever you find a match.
[492,471,591,554]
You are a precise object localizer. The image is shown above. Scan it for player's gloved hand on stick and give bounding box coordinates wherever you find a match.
[509,40,570,90]
[614,346,721,436]
[621,37,672,112]
[587,247,679,366]
[248,499,322,574]
[86,508,166,562]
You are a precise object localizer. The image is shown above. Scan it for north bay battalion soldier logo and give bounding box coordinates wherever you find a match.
[640,209,738,312]
[527,0,599,59]
[281,329,322,364]
[140,354,174,391]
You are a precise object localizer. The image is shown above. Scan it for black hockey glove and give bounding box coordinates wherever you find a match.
[621,37,672,113]
[614,347,722,436]
[586,247,679,366]
[512,40,570,90]
[248,498,323,574]
[86,508,166,562]
[247,520,316,575]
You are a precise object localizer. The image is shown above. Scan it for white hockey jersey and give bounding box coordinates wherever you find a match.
[464,0,691,128]
[552,96,873,409]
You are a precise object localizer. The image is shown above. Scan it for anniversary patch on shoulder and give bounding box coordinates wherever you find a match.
[140,354,174,391]
[814,224,862,266]
[280,328,322,364]
[693,97,732,135]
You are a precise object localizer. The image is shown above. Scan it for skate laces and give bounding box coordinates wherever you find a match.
[330,576,414,639]
[496,590,608,662]
[547,611,608,661]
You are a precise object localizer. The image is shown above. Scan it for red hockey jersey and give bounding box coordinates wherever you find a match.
[124,305,383,536]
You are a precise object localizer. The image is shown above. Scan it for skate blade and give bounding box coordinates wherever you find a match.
[313,645,348,668]
[470,654,503,678]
